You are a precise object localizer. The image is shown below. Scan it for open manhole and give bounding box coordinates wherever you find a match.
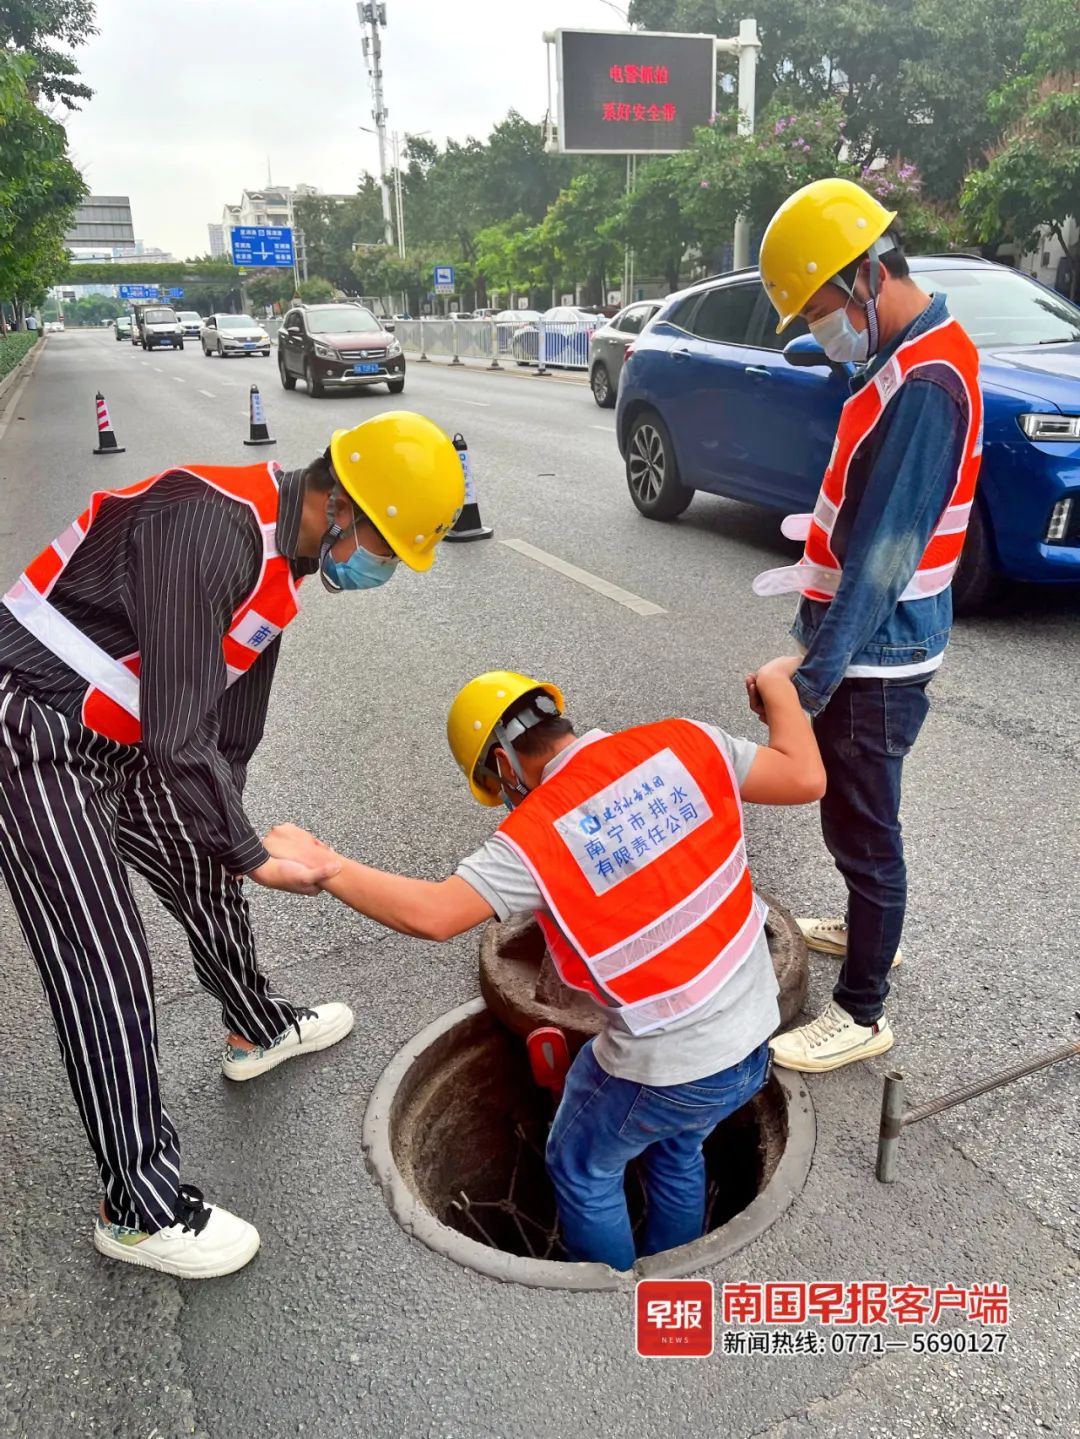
[479,890,809,1051]
[363,997,815,1290]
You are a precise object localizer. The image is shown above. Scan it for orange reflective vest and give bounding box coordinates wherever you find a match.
[753,316,983,604]
[1,462,301,745]
[497,720,767,1036]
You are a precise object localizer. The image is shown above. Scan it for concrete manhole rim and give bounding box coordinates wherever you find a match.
[362,996,817,1292]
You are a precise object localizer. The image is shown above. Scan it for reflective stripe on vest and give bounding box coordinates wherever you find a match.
[753,317,983,605]
[497,720,766,1036]
[1,462,299,745]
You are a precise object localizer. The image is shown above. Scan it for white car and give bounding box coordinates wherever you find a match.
[200,313,271,358]
[176,310,203,339]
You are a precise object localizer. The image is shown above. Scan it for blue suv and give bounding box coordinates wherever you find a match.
[616,255,1080,610]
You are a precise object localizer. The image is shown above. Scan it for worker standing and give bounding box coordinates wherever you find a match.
[751,179,983,1074]
[0,412,464,1278]
[264,665,825,1270]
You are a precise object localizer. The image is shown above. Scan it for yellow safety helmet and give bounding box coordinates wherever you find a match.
[447,670,566,807]
[328,411,464,573]
[760,178,897,333]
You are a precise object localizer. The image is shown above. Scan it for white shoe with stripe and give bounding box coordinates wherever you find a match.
[221,1002,354,1082]
[796,916,903,967]
[93,1185,260,1279]
[769,1000,894,1073]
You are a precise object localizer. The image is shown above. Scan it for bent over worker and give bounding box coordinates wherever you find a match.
[265,666,825,1270]
[751,179,983,1074]
[0,412,464,1278]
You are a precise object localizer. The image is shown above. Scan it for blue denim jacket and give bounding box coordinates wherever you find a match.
[792,293,971,717]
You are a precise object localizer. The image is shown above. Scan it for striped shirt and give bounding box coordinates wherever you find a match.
[0,467,318,874]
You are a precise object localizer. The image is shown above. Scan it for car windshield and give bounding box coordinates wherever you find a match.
[306,307,381,335]
[218,315,259,329]
[143,310,175,324]
[914,267,1080,348]
[177,312,200,322]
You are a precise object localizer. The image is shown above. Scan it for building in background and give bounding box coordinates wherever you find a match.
[219,184,351,245]
[64,195,135,256]
[207,222,227,257]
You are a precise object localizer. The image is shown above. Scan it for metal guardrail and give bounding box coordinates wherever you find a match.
[394,318,593,372]
[875,1036,1080,1182]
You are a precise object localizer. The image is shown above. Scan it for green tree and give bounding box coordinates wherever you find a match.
[298,276,335,303]
[604,157,697,293]
[0,0,98,106]
[533,165,624,303]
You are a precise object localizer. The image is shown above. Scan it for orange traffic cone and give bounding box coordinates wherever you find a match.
[92,391,125,455]
[243,384,275,446]
[444,432,493,542]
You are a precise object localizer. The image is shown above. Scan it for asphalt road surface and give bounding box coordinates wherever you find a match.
[1,332,1078,1439]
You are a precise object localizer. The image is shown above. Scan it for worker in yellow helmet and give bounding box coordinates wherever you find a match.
[751,178,983,1075]
[0,410,464,1279]
[265,665,825,1270]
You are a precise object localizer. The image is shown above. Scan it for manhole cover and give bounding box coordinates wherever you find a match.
[479,889,809,1049]
[363,998,815,1290]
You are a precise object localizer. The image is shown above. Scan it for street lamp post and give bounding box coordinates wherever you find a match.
[716,17,761,270]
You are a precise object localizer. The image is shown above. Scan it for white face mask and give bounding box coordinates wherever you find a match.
[809,302,870,365]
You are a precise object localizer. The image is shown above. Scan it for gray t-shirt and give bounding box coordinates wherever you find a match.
[456,725,780,1086]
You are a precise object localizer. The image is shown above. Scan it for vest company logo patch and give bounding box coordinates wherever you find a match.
[553,748,713,897]
[231,609,281,652]
[874,357,902,406]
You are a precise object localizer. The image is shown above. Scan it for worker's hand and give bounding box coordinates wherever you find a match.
[248,851,340,896]
[745,673,767,724]
[262,823,338,872]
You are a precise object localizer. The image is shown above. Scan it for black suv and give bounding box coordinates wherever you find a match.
[277,303,405,397]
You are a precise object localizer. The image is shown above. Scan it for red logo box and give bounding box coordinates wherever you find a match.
[636,1279,715,1358]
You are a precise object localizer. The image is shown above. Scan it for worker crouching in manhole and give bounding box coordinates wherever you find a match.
[265,664,825,1270]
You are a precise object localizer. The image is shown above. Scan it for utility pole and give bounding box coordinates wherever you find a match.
[716,17,761,270]
[357,2,394,249]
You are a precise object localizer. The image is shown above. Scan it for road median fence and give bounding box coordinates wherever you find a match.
[394,318,592,372]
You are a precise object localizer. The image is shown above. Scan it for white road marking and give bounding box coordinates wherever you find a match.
[590,424,614,433]
[500,538,666,617]
[463,400,490,407]
[197,389,216,399]
[173,376,186,384]
[153,367,163,373]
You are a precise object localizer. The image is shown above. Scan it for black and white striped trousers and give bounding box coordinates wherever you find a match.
[0,676,296,1232]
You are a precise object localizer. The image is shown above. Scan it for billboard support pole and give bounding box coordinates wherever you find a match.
[718,18,761,269]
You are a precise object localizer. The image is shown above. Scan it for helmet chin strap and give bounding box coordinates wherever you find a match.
[491,720,530,804]
[318,483,355,594]
[834,237,889,361]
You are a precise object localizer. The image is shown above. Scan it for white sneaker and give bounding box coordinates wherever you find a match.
[93,1185,260,1279]
[769,999,894,1073]
[796,916,903,967]
[221,1001,354,1082]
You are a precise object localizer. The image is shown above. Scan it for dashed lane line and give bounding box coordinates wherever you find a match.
[499,538,666,617]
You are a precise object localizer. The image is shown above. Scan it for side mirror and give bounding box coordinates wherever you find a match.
[783,333,829,368]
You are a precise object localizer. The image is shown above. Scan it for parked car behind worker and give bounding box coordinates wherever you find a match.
[616,254,1080,611]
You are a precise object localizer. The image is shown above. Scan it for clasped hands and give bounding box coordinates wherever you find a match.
[744,654,803,724]
[247,824,341,896]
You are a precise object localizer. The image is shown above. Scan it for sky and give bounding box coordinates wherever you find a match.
[61,0,636,260]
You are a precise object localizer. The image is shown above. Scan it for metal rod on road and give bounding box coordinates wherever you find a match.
[876,1038,1080,1183]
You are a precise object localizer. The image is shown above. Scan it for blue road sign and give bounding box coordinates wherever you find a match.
[434,264,455,293]
[230,226,295,268]
[119,284,160,300]
[168,288,184,299]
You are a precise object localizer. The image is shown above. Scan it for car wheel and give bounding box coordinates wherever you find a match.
[304,358,324,397]
[625,410,693,520]
[202,344,211,357]
[590,362,615,408]
[262,350,270,358]
[279,354,296,391]
[387,378,405,394]
[176,340,184,351]
[951,500,1001,614]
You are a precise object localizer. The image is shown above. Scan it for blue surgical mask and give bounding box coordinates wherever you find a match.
[810,302,870,366]
[321,535,399,591]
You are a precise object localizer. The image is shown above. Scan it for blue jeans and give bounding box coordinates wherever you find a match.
[545,1038,771,1271]
[813,676,932,1026]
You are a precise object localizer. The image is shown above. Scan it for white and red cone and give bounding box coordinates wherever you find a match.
[93,391,125,455]
[444,432,492,541]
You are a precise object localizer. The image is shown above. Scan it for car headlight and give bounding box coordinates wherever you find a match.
[257,333,269,343]
[313,341,337,359]
[387,340,401,357]
[1019,412,1080,441]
